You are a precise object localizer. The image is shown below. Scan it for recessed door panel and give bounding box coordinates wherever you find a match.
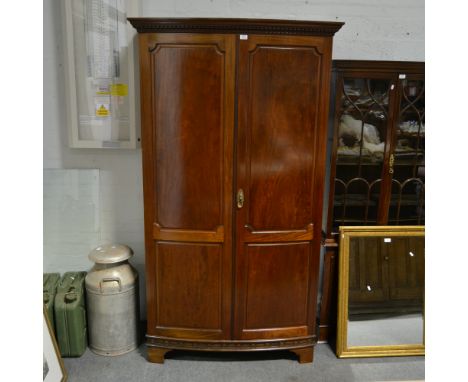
[243,243,309,330]
[247,45,319,230]
[155,242,222,334]
[154,44,223,230]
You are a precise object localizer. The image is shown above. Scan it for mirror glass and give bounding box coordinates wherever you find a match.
[337,226,425,357]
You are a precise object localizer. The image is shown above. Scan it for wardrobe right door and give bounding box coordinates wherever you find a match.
[234,34,333,340]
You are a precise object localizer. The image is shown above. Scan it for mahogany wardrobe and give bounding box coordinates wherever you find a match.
[129,18,343,364]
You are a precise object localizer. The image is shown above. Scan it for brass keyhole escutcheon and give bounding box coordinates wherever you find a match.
[237,189,244,209]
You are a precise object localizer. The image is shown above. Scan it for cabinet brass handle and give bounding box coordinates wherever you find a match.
[389,154,395,174]
[237,189,244,209]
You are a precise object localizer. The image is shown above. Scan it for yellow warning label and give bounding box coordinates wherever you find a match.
[96,104,110,117]
[111,83,128,96]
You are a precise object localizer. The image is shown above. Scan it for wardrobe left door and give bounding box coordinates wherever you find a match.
[138,33,236,340]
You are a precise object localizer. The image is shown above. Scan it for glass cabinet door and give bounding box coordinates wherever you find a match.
[388,76,425,225]
[332,76,393,229]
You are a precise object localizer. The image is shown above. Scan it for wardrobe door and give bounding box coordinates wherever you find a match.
[234,35,333,340]
[139,33,236,340]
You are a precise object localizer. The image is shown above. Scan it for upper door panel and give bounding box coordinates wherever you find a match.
[239,36,326,233]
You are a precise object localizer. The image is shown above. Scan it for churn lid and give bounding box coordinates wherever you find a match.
[89,244,133,264]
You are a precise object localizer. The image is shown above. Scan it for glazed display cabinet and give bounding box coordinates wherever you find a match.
[129,18,343,364]
[319,60,425,341]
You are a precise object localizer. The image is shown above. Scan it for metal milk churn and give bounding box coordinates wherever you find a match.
[85,244,139,356]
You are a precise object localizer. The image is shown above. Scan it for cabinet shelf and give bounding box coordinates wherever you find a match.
[393,160,424,167]
[342,104,389,113]
[333,199,378,207]
[389,195,422,206]
[388,216,424,223]
[332,215,424,227]
[336,159,424,167]
[334,194,422,207]
[332,218,378,224]
[336,150,423,166]
[334,193,378,204]
[397,131,425,138]
[336,160,383,166]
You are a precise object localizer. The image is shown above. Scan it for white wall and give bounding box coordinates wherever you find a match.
[44,0,146,311]
[43,0,424,316]
[44,169,101,274]
[142,0,425,61]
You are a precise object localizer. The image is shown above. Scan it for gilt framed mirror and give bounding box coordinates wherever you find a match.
[336,226,425,358]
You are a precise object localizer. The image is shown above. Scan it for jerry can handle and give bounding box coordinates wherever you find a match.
[59,274,76,288]
[99,277,122,293]
[65,291,78,303]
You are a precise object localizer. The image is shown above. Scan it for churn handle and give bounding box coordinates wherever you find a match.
[99,277,122,292]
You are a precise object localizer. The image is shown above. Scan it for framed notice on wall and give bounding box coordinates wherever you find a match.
[63,0,139,148]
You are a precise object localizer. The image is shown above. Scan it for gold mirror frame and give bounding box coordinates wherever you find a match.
[43,305,67,381]
[336,226,425,358]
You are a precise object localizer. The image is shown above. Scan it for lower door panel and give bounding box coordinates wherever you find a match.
[239,242,311,339]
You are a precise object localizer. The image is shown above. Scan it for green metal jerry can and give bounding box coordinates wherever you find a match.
[43,273,61,333]
[54,271,88,357]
